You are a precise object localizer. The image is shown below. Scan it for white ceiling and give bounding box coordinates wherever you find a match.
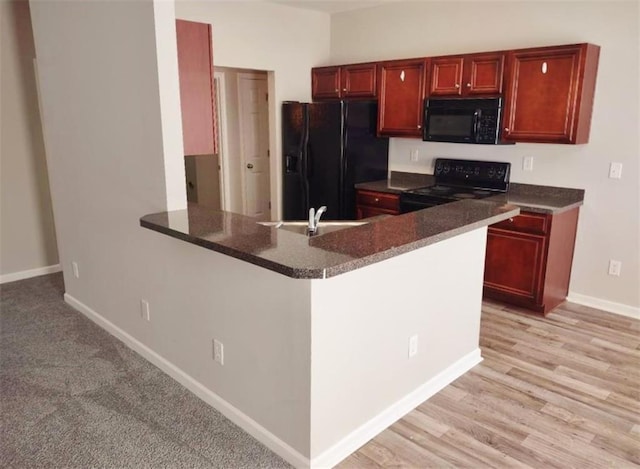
[268,0,395,14]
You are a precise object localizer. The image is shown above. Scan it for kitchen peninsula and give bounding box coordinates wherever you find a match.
[356,172,586,314]
[140,199,518,468]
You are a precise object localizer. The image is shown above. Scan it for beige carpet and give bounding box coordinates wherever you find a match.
[0,273,292,468]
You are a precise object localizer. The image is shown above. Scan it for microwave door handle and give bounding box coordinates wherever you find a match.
[472,110,481,142]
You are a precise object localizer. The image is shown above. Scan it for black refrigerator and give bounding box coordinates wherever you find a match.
[282,100,389,221]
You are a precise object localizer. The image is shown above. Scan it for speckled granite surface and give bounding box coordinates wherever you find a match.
[356,175,584,214]
[497,183,585,214]
[140,200,519,279]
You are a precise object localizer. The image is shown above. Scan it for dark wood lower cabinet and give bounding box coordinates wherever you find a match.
[483,208,579,315]
[355,190,400,219]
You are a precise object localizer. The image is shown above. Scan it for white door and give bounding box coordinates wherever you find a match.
[238,73,270,217]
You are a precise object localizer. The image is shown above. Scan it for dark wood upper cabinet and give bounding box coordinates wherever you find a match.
[377,58,428,137]
[430,56,464,96]
[312,63,376,100]
[310,42,599,143]
[341,63,377,98]
[465,52,505,95]
[430,52,504,96]
[311,66,341,100]
[502,43,600,144]
[176,19,217,156]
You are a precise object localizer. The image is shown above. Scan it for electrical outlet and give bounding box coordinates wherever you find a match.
[213,339,224,365]
[523,156,534,172]
[410,148,419,162]
[72,261,80,278]
[608,260,622,277]
[140,299,151,321]
[608,162,623,179]
[408,335,418,358]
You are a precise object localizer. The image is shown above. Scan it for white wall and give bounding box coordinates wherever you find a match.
[175,0,331,219]
[0,0,58,279]
[330,1,640,312]
[28,0,330,459]
[310,228,486,463]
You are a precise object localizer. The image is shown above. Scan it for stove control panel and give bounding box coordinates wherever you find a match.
[434,158,511,191]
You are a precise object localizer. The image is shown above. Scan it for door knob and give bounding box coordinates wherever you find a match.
[247,163,254,169]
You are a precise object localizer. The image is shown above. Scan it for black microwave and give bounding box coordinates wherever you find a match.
[423,97,505,144]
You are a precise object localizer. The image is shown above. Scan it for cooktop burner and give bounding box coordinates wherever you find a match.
[399,158,511,213]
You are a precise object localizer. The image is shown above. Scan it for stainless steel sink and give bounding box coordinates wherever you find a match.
[258,220,368,236]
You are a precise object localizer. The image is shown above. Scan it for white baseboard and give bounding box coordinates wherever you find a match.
[63,293,311,469]
[0,264,62,284]
[567,292,640,320]
[310,349,483,469]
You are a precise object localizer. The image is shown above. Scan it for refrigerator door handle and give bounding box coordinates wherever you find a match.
[301,107,310,213]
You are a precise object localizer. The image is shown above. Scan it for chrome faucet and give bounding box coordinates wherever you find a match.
[308,206,327,234]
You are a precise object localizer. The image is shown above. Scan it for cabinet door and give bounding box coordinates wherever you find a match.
[484,228,546,306]
[377,59,428,137]
[176,20,216,156]
[430,57,464,96]
[341,63,377,98]
[502,43,599,144]
[312,66,341,100]
[463,52,504,96]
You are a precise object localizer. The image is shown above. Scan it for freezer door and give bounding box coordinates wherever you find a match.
[282,102,308,220]
[343,101,389,219]
[307,102,344,220]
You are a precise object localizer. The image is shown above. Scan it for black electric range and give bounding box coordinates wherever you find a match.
[399,158,511,213]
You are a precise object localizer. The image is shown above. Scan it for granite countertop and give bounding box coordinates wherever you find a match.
[356,172,584,214]
[140,199,519,279]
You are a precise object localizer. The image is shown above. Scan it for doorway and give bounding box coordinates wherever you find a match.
[194,66,271,217]
[237,72,270,217]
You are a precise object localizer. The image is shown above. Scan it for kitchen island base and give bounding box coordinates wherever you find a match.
[123,223,491,468]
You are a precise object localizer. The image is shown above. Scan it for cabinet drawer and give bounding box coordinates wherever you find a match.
[491,212,548,235]
[356,190,399,211]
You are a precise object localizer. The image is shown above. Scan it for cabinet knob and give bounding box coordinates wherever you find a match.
[335,88,339,92]
[508,218,514,223]
[504,128,510,132]
[417,124,422,129]
[466,83,471,87]
[343,88,347,91]
[247,163,254,169]
[455,83,460,88]
[375,198,380,203]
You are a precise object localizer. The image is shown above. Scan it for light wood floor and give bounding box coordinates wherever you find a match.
[338,300,640,468]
